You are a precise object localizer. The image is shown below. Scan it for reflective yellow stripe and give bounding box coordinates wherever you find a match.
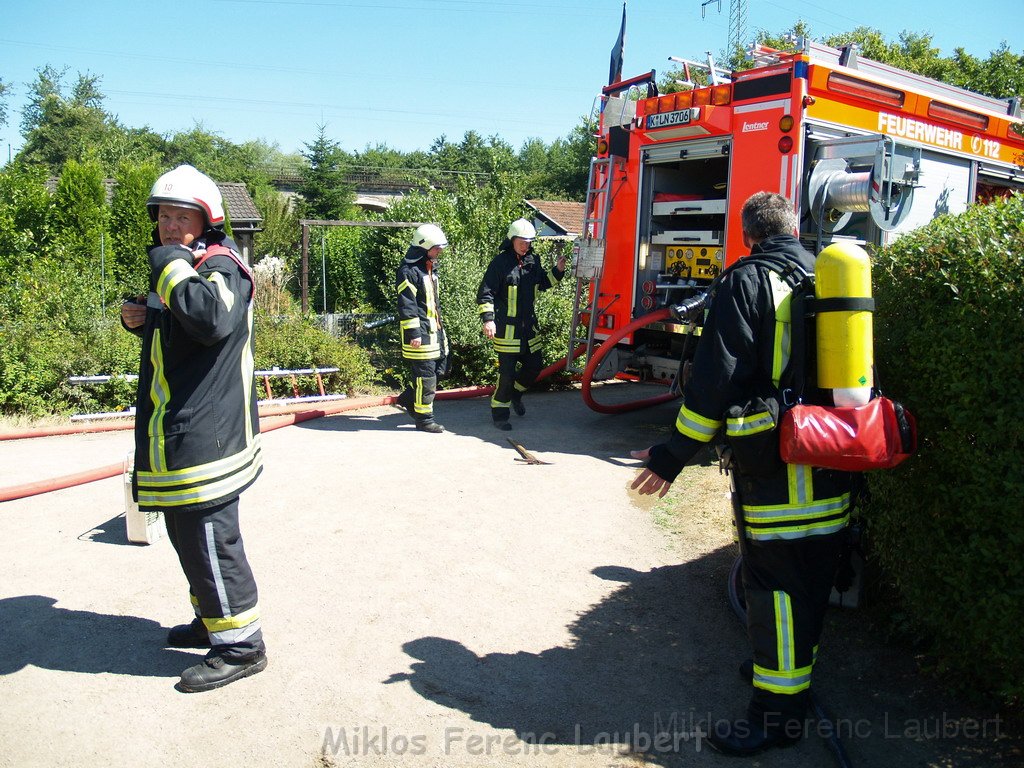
[241,305,255,444]
[744,514,849,541]
[403,348,440,359]
[746,515,850,540]
[207,272,235,311]
[768,271,793,387]
[156,259,198,304]
[397,279,416,296]
[725,411,774,436]
[400,318,419,329]
[788,463,814,505]
[202,605,260,633]
[675,405,721,442]
[507,285,518,317]
[138,436,264,486]
[774,591,794,670]
[753,662,812,694]
[478,302,494,315]
[137,447,263,507]
[413,377,431,414]
[493,324,519,353]
[743,493,850,521]
[148,328,170,472]
[424,280,438,327]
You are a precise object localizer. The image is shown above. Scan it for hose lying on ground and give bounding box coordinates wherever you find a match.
[0,387,500,503]
[0,345,589,503]
[581,307,680,414]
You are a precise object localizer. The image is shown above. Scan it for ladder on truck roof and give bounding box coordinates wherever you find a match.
[566,156,619,375]
[804,39,1022,117]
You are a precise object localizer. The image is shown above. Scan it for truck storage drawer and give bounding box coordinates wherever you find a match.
[651,229,723,245]
[651,199,727,216]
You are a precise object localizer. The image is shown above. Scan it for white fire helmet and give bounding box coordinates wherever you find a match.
[507,218,537,241]
[147,165,225,228]
[411,223,448,250]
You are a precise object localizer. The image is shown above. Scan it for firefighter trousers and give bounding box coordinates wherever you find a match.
[741,529,846,733]
[398,358,442,422]
[164,496,264,660]
[491,350,542,421]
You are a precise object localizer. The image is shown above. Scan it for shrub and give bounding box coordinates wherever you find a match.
[109,161,159,299]
[360,181,575,390]
[0,254,136,416]
[254,313,376,397]
[868,193,1024,708]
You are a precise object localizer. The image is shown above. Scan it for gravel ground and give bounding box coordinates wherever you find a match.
[0,383,1019,768]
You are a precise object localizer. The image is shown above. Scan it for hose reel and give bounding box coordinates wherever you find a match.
[808,136,921,234]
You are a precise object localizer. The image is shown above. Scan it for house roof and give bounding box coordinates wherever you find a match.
[525,199,586,239]
[218,182,262,225]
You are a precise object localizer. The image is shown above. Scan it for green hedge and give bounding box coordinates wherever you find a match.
[869,193,1024,708]
[254,313,376,398]
[358,183,576,391]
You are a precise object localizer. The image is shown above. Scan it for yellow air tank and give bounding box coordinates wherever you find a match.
[815,242,874,406]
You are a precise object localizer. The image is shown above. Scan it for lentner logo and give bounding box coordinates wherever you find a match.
[742,121,770,133]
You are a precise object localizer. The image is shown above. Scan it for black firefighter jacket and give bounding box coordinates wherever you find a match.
[476,240,565,355]
[395,246,447,362]
[646,235,852,542]
[129,233,262,512]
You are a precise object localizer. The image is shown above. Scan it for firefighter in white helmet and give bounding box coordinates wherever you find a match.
[121,164,267,692]
[394,223,450,433]
[476,218,566,430]
[631,192,855,755]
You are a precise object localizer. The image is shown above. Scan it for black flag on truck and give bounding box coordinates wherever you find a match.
[608,2,626,86]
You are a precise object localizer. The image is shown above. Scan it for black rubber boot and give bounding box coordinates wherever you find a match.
[416,420,444,433]
[494,420,512,431]
[176,651,268,693]
[706,719,800,756]
[395,390,416,420]
[166,618,210,649]
[510,392,526,416]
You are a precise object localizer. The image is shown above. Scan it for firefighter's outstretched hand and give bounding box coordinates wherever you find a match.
[483,320,496,339]
[556,254,566,273]
[630,448,672,498]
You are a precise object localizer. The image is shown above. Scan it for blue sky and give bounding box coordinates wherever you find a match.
[0,0,1020,161]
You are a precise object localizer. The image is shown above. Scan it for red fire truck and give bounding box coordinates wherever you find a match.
[570,39,1024,412]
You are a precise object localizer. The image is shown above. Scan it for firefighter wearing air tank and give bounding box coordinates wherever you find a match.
[120,165,266,693]
[394,224,449,434]
[631,192,856,757]
[477,218,566,430]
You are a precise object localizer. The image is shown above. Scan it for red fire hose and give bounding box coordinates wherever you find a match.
[580,307,681,414]
[0,387,500,503]
[0,345,590,502]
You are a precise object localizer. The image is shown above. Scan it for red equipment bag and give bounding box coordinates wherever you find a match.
[779,397,917,471]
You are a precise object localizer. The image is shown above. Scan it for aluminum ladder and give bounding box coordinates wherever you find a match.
[566,156,618,375]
